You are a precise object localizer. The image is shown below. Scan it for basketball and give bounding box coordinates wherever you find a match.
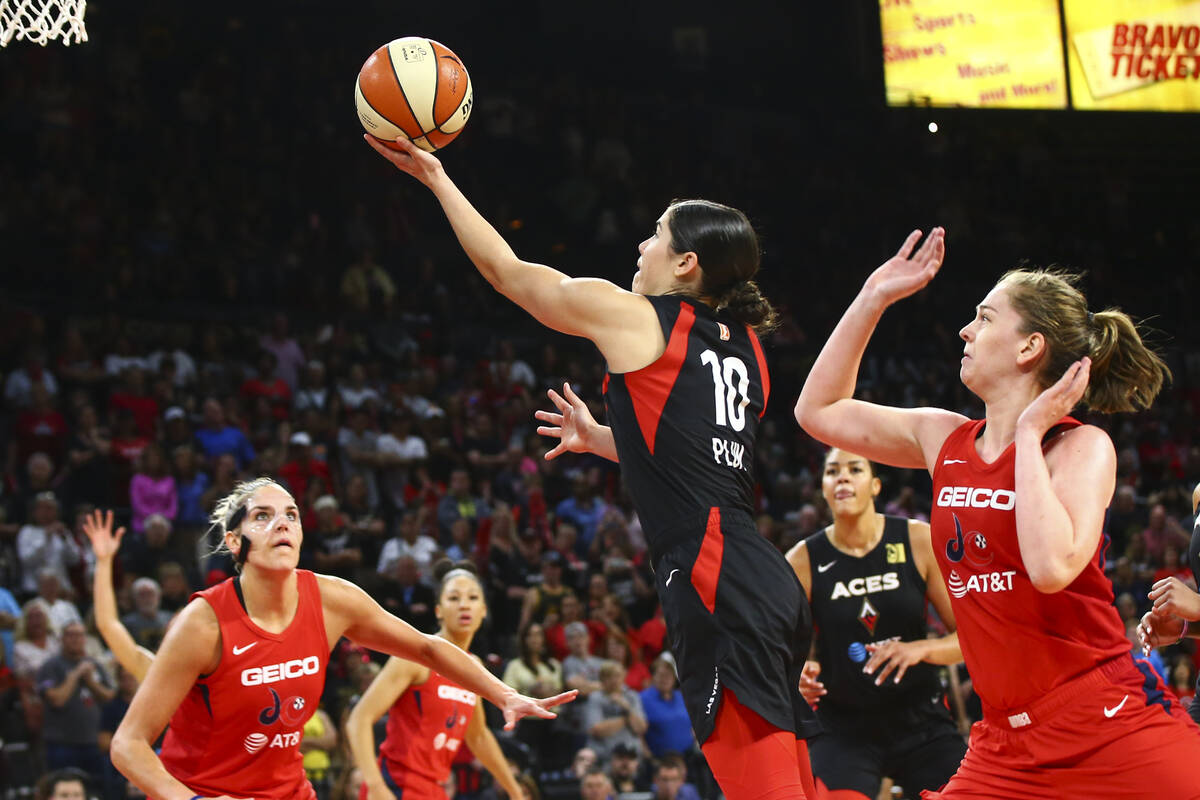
[355,36,473,153]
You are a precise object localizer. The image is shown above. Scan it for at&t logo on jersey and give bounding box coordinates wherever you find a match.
[240,655,320,686]
[244,732,268,754]
[946,568,1018,599]
[830,572,900,600]
[242,729,302,755]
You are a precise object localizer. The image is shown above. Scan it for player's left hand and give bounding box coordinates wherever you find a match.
[1015,358,1090,438]
[1148,576,1200,621]
[864,639,928,686]
[363,134,445,187]
[1137,610,1186,655]
[500,689,578,731]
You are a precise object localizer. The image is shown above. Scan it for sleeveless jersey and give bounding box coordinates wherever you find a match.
[604,295,769,548]
[930,418,1128,711]
[159,571,329,800]
[805,516,942,711]
[379,670,477,792]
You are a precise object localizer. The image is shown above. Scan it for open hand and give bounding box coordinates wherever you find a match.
[81,509,125,562]
[501,689,578,731]
[864,639,928,686]
[799,660,826,707]
[535,383,600,460]
[1016,358,1090,438]
[863,227,946,306]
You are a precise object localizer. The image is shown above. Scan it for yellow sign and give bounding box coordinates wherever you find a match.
[881,0,1067,108]
[1065,0,1200,110]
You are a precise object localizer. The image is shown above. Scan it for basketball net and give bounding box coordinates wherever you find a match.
[0,0,87,47]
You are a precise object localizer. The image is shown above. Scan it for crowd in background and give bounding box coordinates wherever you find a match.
[2,4,1199,800]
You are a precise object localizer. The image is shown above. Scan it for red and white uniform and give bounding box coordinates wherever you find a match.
[159,570,328,800]
[365,670,476,800]
[924,418,1200,799]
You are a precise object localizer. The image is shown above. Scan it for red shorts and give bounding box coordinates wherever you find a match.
[923,655,1200,800]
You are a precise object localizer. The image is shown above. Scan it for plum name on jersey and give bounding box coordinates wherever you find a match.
[936,486,1015,510]
[830,572,900,599]
[240,656,320,686]
[711,437,746,470]
[438,684,477,706]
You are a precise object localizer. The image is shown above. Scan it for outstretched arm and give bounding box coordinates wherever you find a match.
[82,510,155,682]
[534,383,618,463]
[365,136,659,373]
[319,574,576,729]
[793,229,963,472]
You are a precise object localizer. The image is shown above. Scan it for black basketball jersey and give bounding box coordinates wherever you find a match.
[604,295,768,550]
[805,516,943,711]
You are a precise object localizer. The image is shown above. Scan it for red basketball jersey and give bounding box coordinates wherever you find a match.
[930,418,1128,711]
[379,670,476,793]
[159,570,329,800]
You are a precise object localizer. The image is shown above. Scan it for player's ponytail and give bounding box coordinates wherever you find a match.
[1000,269,1170,413]
[717,280,779,335]
[667,198,778,335]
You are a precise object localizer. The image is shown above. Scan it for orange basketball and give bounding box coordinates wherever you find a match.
[355,37,473,153]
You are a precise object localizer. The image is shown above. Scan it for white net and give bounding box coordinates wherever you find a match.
[0,0,87,47]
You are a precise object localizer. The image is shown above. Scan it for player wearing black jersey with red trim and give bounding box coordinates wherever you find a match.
[367,122,823,800]
[786,449,965,799]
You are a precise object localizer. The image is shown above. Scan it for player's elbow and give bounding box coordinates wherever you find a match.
[109,726,138,777]
[1027,561,1077,594]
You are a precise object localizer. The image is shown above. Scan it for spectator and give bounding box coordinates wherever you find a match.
[583,661,647,765]
[519,549,575,632]
[338,362,382,411]
[604,631,649,692]
[5,348,58,408]
[340,251,396,313]
[17,492,81,597]
[14,383,68,467]
[108,410,149,504]
[171,445,211,532]
[650,753,701,800]
[157,561,192,613]
[293,360,330,413]
[239,350,292,421]
[581,769,615,800]
[119,577,171,650]
[376,509,440,582]
[438,468,489,539]
[129,443,176,534]
[563,621,605,700]
[501,622,563,769]
[63,404,111,508]
[1153,543,1193,586]
[123,514,176,581]
[639,656,694,759]
[376,410,428,511]
[307,495,363,581]
[278,431,331,505]
[194,397,256,469]
[546,592,605,661]
[337,405,381,508]
[33,768,90,800]
[555,476,608,555]
[608,742,650,796]
[14,599,58,678]
[376,554,436,633]
[37,621,114,776]
[341,473,388,568]
[107,368,158,438]
[1141,502,1189,562]
[0,583,20,669]
[259,313,307,391]
[98,665,138,800]
[34,569,82,635]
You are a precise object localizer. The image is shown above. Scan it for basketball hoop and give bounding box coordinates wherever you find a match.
[0,0,87,47]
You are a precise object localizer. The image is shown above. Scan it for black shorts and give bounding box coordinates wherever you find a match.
[652,507,821,745]
[808,700,965,796]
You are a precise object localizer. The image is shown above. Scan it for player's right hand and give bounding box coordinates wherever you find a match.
[1137,610,1185,655]
[363,134,444,187]
[81,509,125,562]
[535,382,600,460]
[799,660,826,707]
[863,227,945,306]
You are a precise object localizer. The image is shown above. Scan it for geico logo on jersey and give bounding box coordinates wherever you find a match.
[437,684,477,706]
[946,569,1018,599]
[830,572,900,600]
[240,656,320,686]
[936,486,1016,510]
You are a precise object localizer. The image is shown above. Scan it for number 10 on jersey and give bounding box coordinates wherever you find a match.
[701,349,750,431]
